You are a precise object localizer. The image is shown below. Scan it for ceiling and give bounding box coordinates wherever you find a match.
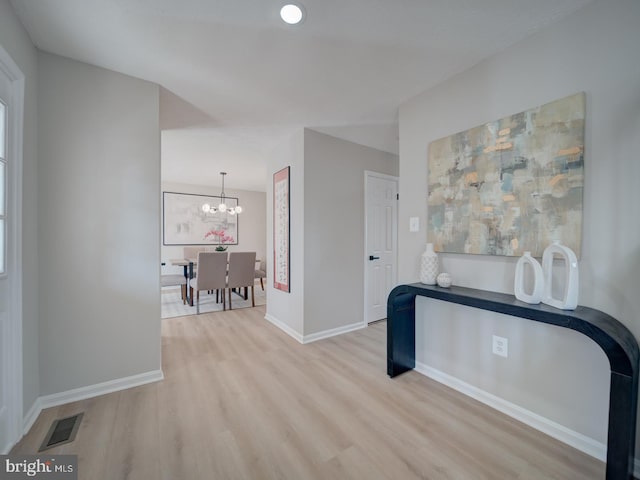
[11,0,593,192]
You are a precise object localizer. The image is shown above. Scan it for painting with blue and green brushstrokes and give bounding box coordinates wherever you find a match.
[427,92,584,257]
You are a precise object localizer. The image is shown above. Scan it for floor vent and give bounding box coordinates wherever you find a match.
[39,412,84,451]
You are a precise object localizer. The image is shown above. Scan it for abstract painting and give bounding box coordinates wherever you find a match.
[427,92,584,257]
[163,191,239,246]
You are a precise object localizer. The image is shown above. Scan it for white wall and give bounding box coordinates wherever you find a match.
[0,0,40,416]
[304,129,398,335]
[265,129,305,338]
[161,181,266,275]
[37,53,161,395]
[399,0,639,456]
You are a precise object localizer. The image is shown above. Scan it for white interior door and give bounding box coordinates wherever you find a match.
[0,49,23,454]
[364,172,398,324]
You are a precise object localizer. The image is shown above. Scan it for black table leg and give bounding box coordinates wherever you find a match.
[387,291,416,377]
[606,371,638,480]
[181,263,195,306]
[188,262,194,306]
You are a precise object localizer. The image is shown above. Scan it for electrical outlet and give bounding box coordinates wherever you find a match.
[492,335,508,358]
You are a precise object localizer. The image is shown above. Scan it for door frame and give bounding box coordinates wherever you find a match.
[0,45,24,454]
[363,170,398,327]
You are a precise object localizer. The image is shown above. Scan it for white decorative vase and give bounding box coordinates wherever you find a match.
[541,241,579,310]
[514,251,544,304]
[420,243,439,285]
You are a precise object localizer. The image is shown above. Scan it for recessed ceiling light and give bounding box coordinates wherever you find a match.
[280,4,304,25]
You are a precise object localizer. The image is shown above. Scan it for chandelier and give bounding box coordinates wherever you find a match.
[201,172,243,216]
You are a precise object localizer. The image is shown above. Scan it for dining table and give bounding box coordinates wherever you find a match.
[170,257,261,306]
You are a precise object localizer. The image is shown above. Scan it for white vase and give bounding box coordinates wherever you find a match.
[420,243,439,285]
[541,241,579,310]
[514,251,544,304]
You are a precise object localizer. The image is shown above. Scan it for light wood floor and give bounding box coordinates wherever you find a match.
[13,306,605,479]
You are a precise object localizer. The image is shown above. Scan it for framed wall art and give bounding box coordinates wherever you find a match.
[273,167,290,292]
[427,92,585,257]
[162,191,239,246]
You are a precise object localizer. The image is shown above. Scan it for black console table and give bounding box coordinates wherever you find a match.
[387,283,639,480]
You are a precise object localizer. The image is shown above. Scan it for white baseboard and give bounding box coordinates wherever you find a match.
[264,314,366,344]
[414,362,608,462]
[302,321,365,344]
[22,397,43,436]
[264,314,304,343]
[22,369,164,435]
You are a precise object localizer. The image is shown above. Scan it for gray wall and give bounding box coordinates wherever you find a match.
[266,129,305,336]
[161,181,266,274]
[0,0,40,415]
[399,0,639,452]
[266,129,399,339]
[303,129,398,335]
[38,53,161,395]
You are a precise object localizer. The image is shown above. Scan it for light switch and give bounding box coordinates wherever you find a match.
[409,217,419,232]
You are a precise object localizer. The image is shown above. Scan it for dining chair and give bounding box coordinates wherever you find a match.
[183,246,206,281]
[189,251,228,314]
[183,246,206,261]
[254,259,267,290]
[227,252,257,310]
[161,274,187,304]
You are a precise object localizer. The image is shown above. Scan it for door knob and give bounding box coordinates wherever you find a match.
[369,255,380,261]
